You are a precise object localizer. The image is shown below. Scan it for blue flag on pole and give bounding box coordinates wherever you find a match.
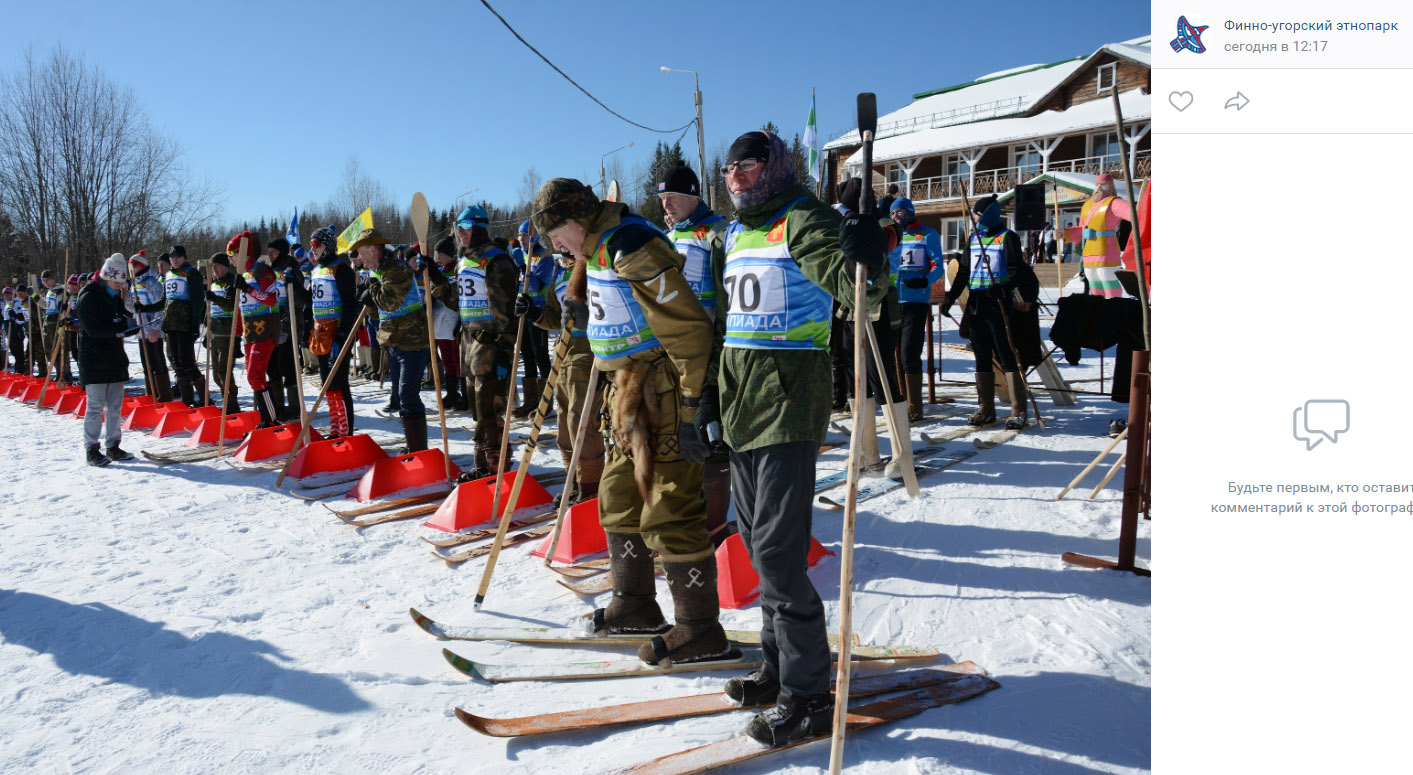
[287,208,300,246]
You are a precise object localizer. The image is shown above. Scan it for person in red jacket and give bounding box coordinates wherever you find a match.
[228,231,284,428]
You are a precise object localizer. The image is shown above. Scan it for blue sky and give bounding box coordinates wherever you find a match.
[2,0,1149,229]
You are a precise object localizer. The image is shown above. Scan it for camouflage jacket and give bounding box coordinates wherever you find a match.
[579,202,712,402]
[161,264,205,334]
[368,252,429,350]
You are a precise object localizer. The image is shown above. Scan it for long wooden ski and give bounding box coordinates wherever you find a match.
[455,663,987,738]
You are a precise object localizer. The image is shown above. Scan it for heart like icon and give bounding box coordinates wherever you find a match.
[1169,91,1194,112]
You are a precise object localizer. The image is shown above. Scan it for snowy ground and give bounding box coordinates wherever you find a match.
[0,281,1150,774]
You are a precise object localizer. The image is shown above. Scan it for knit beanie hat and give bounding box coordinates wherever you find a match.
[100,253,129,284]
[658,165,700,198]
[727,131,796,210]
[128,250,150,269]
[435,236,457,258]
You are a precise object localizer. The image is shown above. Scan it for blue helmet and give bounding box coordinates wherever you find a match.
[456,205,489,230]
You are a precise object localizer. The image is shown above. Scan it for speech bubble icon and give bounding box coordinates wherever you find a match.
[1293,399,1350,450]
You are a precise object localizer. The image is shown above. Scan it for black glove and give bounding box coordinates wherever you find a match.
[940,298,954,318]
[205,290,223,303]
[472,328,499,345]
[119,324,141,338]
[358,289,376,309]
[563,298,589,329]
[513,292,542,323]
[232,273,251,292]
[678,419,707,465]
[693,386,726,456]
[903,277,929,290]
[839,215,887,281]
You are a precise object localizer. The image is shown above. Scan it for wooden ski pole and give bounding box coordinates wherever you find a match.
[829,92,875,775]
[488,267,531,531]
[1089,451,1127,499]
[202,262,214,406]
[410,192,452,483]
[274,306,371,488]
[287,273,307,426]
[472,311,578,610]
[1055,426,1127,500]
[543,362,600,566]
[126,264,158,400]
[218,238,248,457]
[862,318,919,497]
[35,250,69,409]
[1109,88,1150,351]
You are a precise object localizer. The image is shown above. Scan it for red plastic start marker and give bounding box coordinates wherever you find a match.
[122,400,190,432]
[185,411,261,447]
[422,470,554,533]
[531,498,607,563]
[233,423,325,463]
[151,405,223,438]
[716,532,834,610]
[347,448,461,502]
[119,395,155,417]
[284,434,389,480]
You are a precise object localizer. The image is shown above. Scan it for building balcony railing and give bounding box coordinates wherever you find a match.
[884,150,1151,205]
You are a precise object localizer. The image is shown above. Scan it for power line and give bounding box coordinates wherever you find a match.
[478,0,695,135]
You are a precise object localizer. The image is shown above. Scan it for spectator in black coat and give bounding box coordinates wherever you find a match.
[78,255,135,466]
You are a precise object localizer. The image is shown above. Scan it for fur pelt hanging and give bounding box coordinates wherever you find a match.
[611,360,659,503]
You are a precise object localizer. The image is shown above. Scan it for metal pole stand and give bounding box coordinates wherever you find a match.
[1061,349,1150,577]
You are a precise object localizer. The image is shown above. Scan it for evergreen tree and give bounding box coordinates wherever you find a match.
[637,141,687,228]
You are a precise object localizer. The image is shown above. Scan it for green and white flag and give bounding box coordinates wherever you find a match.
[804,93,821,184]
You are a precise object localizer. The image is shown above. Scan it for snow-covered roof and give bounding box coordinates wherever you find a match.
[823,36,1150,153]
[842,88,1150,168]
[822,58,1085,151]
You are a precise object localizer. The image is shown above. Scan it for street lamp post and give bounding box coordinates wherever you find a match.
[600,142,634,199]
[660,66,709,210]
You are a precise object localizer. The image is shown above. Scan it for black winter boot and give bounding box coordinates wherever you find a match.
[725,665,780,706]
[86,444,111,467]
[104,442,132,462]
[1003,371,1028,430]
[637,556,736,666]
[441,376,460,411]
[380,387,400,414]
[253,389,278,429]
[580,532,669,636]
[399,412,428,453]
[283,384,302,422]
[745,693,835,747]
[968,371,996,426]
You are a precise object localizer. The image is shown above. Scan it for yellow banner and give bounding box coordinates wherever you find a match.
[336,207,374,255]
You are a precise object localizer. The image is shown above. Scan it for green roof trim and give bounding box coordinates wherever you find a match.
[911,56,1086,101]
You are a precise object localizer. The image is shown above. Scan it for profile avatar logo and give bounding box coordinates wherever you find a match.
[1170,16,1209,53]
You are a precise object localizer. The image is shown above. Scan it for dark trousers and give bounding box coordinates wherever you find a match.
[166,331,202,385]
[854,307,903,404]
[387,346,429,417]
[521,325,550,380]
[828,311,851,402]
[138,336,174,402]
[968,295,1018,372]
[898,302,930,375]
[731,440,830,701]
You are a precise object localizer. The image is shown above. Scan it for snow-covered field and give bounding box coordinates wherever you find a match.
[0,281,1150,774]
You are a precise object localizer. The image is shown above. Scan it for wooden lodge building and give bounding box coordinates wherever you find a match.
[822,36,1151,254]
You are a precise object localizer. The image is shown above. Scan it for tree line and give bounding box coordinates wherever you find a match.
[2,45,820,286]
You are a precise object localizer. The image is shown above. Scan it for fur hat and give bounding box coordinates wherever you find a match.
[346,228,392,253]
[532,178,600,236]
